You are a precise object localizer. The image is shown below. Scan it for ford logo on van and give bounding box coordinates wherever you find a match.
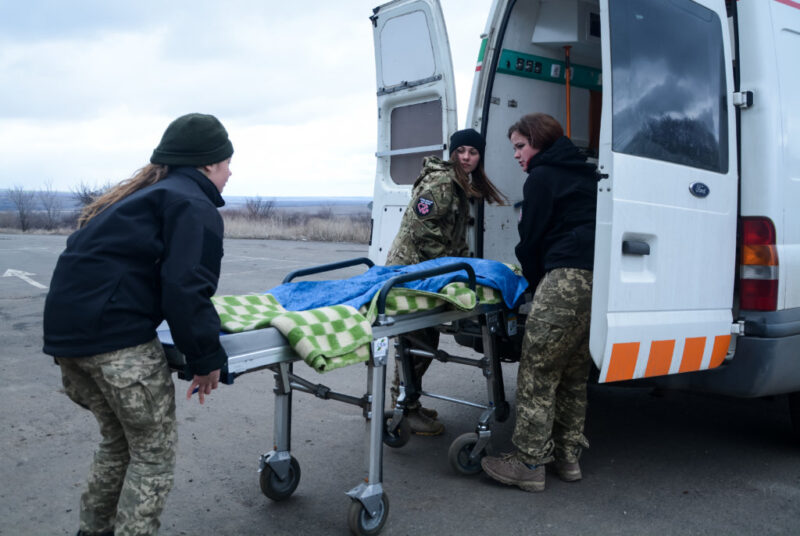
[689,182,710,198]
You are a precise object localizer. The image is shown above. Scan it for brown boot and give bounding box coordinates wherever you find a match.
[553,459,582,482]
[418,406,438,419]
[481,452,545,492]
[390,398,439,423]
[405,408,444,436]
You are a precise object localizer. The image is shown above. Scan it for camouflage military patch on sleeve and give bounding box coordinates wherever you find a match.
[413,195,436,219]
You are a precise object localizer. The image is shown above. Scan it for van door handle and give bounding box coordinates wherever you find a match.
[622,240,650,255]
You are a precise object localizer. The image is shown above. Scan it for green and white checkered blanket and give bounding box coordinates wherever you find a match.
[212,283,502,373]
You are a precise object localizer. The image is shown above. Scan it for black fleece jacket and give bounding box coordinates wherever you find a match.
[515,136,598,290]
[43,167,227,377]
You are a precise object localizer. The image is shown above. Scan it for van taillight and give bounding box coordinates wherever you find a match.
[739,217,778,311]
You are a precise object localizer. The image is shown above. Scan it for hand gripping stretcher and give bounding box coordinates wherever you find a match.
[158,257,521,536]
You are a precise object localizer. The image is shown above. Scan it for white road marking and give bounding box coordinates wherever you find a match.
[3,269,48,289]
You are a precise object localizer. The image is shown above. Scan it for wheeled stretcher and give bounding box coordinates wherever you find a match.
[158,257,522,536]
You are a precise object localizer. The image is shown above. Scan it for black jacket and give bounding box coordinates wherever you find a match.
[515,136,598,290]
[43,167,227,377]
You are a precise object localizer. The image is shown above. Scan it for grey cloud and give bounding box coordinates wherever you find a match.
[0,1,376,122]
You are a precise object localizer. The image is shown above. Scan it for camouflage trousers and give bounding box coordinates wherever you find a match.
[513,268,592,466]
[390,328,440,410]
[58,337,177,536]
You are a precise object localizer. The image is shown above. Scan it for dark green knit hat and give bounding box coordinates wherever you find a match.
[150,113,234,166]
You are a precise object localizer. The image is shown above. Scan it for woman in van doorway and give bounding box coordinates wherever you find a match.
[386,128,506,435]
[481,113,597,491]
[43,113,233,535]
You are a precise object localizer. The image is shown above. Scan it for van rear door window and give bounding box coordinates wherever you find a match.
[610,0,728,173]
[379,10,436,88]
[389,100,443,185]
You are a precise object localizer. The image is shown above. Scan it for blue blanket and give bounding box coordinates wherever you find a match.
[266,257,528,311]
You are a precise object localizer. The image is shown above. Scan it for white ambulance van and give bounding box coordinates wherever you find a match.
[367,0,800,434]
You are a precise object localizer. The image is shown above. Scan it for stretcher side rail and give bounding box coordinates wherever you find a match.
[374,262,476,325]
[282,256,374,284]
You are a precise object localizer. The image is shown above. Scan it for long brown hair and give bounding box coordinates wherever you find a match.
[449,156,507,205]
[507,113,564,152]
[78,164,169,227]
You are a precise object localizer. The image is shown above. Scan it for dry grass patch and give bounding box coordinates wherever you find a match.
[222,209,370,243]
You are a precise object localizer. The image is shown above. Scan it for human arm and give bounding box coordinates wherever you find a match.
[160,197,228,381]
[390,175,461,262]
[515,172,554,287]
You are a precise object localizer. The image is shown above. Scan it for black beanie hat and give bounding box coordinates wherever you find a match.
[449,128,485,160]
[150,113,234,166]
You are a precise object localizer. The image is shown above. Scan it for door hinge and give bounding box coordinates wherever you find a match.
[731,320,746,335]
[733,91,754,109]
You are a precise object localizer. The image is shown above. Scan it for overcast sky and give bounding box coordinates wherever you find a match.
[0,1,490,198]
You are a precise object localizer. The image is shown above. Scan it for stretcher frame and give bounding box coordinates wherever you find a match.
[158,258,516,535]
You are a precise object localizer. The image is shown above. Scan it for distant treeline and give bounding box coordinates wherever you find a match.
[0,190,371,212]
[1,186,372,243]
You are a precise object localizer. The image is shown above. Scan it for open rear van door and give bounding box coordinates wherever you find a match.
[590,0,738,383]
[368,0,457,264]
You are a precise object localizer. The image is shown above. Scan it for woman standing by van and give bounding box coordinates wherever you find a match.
[43,113,233,535]
[481,113,597,492]
[386,128,506,435]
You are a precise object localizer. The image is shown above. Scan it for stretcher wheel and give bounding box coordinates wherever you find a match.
[259,456,300,501]
[382,411,410,448]
[448,432,486,475]
[347,492,389,536]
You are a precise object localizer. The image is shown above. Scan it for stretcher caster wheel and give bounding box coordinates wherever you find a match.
[259,456,300,501]
[382,411,410,448]
[347,492,389,536]
[448,432,486,475]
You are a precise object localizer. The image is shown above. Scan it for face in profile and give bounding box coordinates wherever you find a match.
[205,158,232,192]
[454,145,481,174]
[510,131,540,171]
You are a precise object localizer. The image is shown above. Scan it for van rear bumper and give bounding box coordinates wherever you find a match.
[652,308,800,397]
[742,308,800,338]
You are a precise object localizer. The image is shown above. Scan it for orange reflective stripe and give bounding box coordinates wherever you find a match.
[605,334,729,382]
[709,335,731,369]
[679,337,706,373]
[644,339,675,378]
[606,342,639,382]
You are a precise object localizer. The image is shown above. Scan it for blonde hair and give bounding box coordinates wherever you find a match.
[78,164,169,227]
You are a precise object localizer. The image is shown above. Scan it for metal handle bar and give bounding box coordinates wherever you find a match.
[282,257,375,284]
[376,262,476,316]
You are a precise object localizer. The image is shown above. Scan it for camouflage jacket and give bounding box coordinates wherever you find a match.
[386,156,471,265]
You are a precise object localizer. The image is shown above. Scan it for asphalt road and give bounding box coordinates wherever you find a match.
[1,234,799,535]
